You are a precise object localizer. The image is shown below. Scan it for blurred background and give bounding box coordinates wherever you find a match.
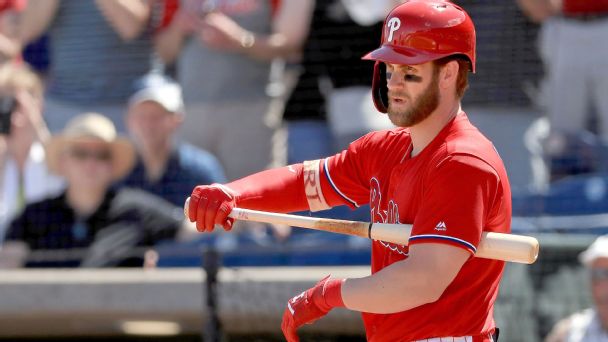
[1,0,607,341]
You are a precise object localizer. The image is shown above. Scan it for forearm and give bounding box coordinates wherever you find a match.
[17,0,59,45]
[241,0,313,61]
[238,32,299,61]
[516,0,558,23]
[154,22,186,64]
[95,0,150,41]
[341,244,470,314]
[0,34,20,62]
[227,164,310,213]
[32,122,50,144]
[0,11,21,61]
[341,258,441,314]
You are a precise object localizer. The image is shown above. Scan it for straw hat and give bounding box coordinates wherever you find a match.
[46,113,135,180]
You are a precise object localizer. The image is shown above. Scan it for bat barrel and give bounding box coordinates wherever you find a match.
[477,232,539,264]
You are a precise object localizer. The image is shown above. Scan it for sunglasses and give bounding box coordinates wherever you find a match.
[591,268,608,281]
[69,147,112,162]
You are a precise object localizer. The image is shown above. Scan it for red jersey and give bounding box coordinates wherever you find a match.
[317,113,511,341]
[562,0,608,15]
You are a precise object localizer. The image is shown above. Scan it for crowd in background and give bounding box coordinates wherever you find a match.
[0,0,607,340]
[4,0,608,258]
[0,0,400,268]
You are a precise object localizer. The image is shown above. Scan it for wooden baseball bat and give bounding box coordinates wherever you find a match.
[184,198,539,264]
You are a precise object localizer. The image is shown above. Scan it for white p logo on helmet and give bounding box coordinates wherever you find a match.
[386,17,401,42]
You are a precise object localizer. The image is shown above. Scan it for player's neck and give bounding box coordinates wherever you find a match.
[409,101,461,157]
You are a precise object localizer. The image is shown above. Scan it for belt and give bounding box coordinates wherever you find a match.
[562,12,608,21]
[413,329,499,342]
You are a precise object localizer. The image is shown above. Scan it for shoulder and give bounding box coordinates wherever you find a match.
[112,188,176,210]
[177,144,223,171]
[349,128,410,153]
[545,315,573,342]
[21,192,66,214]
[432,115,506,178]
[110,188,183,222]
[177,144,220,165]
[176,144,226,181]
[7,192,67,237]
[545,308,596,342]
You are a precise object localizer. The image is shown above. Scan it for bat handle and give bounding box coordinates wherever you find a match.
[184,197,191,218]
[183,196,239,219]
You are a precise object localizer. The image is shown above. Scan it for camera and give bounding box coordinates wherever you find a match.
[0,96,16,135]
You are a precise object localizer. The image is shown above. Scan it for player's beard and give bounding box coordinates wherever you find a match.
[387,69,440,128]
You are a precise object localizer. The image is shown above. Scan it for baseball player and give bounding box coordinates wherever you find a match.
[187,1,511,341]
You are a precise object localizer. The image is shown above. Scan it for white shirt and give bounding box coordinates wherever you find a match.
[567,308,608,342]
[0,142,65,243]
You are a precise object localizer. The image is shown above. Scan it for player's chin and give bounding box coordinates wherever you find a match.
[386,107,411,127]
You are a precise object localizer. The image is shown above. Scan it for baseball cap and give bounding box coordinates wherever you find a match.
[579,235,608,266]
[128,74,184,114]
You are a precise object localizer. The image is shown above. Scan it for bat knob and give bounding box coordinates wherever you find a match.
[184,197,190,217]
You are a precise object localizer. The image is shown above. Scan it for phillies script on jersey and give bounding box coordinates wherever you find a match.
[308,112,511,341]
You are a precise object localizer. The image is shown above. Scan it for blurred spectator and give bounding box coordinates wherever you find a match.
[517,0,608,189]
[282,0,395,164]
[545,235,608,341]
[155,0,312,181]
[2,113,188,268]
[0,0,25,64]
[120,74,226,207]
[0,62,63,243]
[16,0,165,132]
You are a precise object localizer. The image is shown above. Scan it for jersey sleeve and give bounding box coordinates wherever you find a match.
[409,155,502,254]
[315,134,376,209]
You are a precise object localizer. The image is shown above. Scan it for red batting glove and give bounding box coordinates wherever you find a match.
[188,183,238,232]
[281,275,345,342]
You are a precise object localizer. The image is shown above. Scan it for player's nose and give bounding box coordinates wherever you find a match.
[386,69,406,90]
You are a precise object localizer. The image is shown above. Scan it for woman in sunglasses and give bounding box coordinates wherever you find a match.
[2,113,187,268]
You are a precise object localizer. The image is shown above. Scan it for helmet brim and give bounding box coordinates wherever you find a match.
[362,44,463,68]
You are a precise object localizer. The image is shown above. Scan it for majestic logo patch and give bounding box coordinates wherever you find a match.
[387,17,401,42]
[435,221,447,231]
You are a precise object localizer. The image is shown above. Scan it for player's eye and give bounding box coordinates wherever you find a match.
[386,71,392,80]
[405,74,422,82]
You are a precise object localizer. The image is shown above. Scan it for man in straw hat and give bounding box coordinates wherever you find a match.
[2,113,188,267]
[546,235,608,342]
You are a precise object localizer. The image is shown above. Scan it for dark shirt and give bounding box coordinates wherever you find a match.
[6,188,183,267]
[120,144,226,207]
[282,0,383,122]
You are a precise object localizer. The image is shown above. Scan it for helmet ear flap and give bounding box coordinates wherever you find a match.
[371,61,389,113]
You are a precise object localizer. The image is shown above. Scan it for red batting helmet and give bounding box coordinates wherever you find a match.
[362,0,476,113]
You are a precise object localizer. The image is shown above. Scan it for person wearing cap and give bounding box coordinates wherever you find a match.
[120,75,225,207]
[2,113,188,268]
[187,1,510,341]
[546,235,608,342]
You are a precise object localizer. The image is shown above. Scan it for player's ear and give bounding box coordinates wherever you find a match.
[439,60,459,91]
